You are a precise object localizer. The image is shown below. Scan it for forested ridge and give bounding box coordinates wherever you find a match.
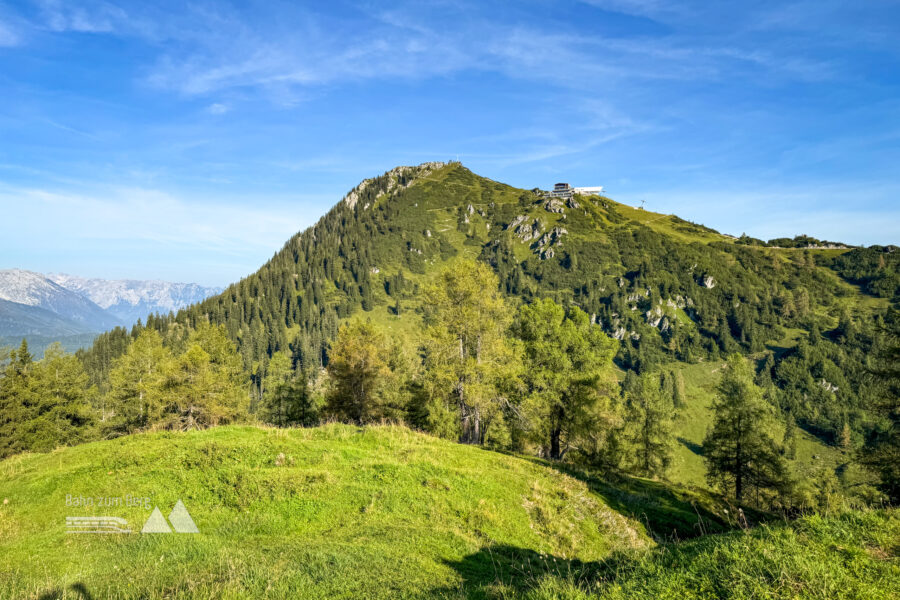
[3,161,899,509]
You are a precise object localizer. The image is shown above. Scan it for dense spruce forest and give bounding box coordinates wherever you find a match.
[2,162,898,510]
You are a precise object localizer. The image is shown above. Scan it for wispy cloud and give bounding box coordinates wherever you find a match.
[0,183,316,265]
[36,0,129,33]
[0,18,21,46]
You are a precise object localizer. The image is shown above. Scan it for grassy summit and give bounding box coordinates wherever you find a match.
[1,424,895,599]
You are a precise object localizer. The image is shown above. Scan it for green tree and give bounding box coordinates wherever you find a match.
[165,324,249,430]
[27,344,96,451]
[106,330,173,434]
[0,340,34,457]
[261,351,320,427]
[860,310,900,502]
[672,369,687,409]
[624,372,674,478]
[326,319,391,424]
[703,354,788,504]
[783,413,798,460]
[422,259,521,445]
[516,298,618,459]
[0,342,96,457]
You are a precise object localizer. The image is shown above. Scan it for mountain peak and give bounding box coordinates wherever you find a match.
[342,161,450,210]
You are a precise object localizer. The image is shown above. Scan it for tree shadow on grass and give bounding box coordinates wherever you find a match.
[677,436,704,456]
[527,459,770,543]
[38,583,94,600]
[437,544,611,600]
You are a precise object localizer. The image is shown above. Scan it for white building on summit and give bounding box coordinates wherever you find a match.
[549,183,603,200]
[573,185,604,195]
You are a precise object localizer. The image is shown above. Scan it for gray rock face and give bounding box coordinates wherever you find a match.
[544,198,566,213]
[536,227,568,249]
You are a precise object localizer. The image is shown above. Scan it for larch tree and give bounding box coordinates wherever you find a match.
[422,259,521,445]
[703,354,788,504]
[166,324,249,430]
[516,298,618,460]
[326,319,391,424]
[107,329,173,434]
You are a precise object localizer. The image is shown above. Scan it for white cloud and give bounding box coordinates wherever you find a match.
[206,102,229,115]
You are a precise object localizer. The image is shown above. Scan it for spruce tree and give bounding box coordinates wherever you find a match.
[860,309,900,501]
[0,340,34,458]
[624,372,674,478]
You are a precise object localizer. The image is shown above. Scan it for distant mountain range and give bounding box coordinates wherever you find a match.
[47,274,222,325]
[0,269,220,354]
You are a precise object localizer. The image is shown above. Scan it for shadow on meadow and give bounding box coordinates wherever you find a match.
[677,436,704,456]
[438,544,609,599]
[37,582,94,600]
[529,459,771,542]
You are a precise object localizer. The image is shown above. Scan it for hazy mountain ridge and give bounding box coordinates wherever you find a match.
[0,269,121,334]
[0,269,222,355]
[48,273,222,324]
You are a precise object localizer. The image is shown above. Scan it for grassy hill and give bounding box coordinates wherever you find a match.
[1,425,895,599]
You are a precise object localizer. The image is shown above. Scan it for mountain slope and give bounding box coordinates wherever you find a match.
[0,269,122,335]
[0,298,96,337]
[48,274,222,325]
[80,162,895,487]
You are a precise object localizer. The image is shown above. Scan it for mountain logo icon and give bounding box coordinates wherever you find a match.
[141,500,199,534]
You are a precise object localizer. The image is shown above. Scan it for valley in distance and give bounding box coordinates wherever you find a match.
[1,162,898,599]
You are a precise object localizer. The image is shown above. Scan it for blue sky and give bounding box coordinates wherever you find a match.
[0,0,898,286]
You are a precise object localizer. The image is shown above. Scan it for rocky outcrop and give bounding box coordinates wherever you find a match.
[544,198,566,213]
[820,379,839,393]
[535,227,568,260]
[535,227,567,249]
[343,162,446,209]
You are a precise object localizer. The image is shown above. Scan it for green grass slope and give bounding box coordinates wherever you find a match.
[2,424,894,600]
[1,424,655,599]
[455,509,899,600]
